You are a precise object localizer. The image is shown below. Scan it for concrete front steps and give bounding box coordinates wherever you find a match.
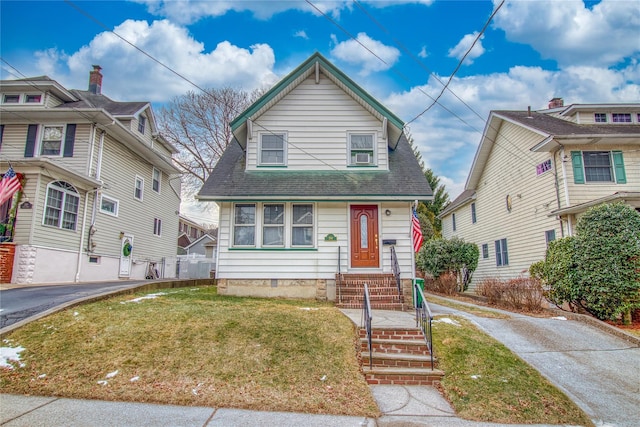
[359,327,444,386]
[336,273,405,310]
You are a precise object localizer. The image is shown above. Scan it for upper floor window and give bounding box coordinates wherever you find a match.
[571,150,626,184]
[43,181,79,231]
[25,94,42,103]
[481,243,489,259]
[349,133,374,166]
[612,113,631,123]
[152,168,161,193]
[138,115,146,134]
[3,94,20,103]
[495,238,508,267]
[100,195,119,217]
[153,218,162,236]
[259,133,286,165]
[134,176,144,200]
[41,125,64,156]
[471,202,477,224]
[594,113,607,123]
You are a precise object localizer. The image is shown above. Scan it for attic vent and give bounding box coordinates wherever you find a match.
[355,153,371,164]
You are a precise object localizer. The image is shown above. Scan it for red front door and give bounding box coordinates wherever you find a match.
[350,205,379,268]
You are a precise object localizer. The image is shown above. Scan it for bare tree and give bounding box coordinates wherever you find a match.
[158,87,261,193]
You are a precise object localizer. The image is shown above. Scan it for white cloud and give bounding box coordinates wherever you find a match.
[418,46,429,59]
[331,33,400,76]
[493,0,640,67]
[447,32,485,65]
[35,19,278,103]
[294,30,309,40]
[135,0,435,24]
[385,62,640,200]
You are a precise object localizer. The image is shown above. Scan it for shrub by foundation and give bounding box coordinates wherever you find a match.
[476,277,544,313]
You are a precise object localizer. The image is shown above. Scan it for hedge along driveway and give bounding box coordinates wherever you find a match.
[430,300,640,427]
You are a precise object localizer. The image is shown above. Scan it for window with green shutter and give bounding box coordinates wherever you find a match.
[612,151,626,184]
[571,151,584,184]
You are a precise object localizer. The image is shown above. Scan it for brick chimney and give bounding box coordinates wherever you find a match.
[89,65,103,94]
[548,97,564,109]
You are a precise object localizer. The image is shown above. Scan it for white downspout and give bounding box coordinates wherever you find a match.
[75,190,92,282]
[560,146,573,236]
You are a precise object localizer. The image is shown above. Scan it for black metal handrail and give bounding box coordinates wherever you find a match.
[363,283,373,369]
[337,246,342,304]
[414,282,434,370]
[390,245,401,294]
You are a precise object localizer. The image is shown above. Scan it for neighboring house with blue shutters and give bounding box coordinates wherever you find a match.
[0,66,181,284]
[197,52,432,301]
[440,99,640,290]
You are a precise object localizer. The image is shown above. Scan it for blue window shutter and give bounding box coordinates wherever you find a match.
[612,151,626,184]
[495,240,501,266]
[63,124,76,157]
[25,124,38,157]
[0,124,4,148]
[571,151,584,184]
[502,238,508,265]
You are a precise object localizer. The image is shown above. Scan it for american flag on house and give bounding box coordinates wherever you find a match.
[0,166,22,206]
[412,209,423,253]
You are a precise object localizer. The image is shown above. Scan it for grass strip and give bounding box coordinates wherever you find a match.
[427,294,510,318]
[432,315,593,426]
[0,286,379,417]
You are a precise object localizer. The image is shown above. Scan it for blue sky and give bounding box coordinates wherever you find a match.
[2,0,639,224]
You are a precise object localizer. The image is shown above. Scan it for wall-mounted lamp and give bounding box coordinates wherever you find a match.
[385,209,391,216]
[119,231,125,239]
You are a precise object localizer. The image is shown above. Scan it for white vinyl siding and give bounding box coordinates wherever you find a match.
[217,201,415,281]
[245,75,387,171]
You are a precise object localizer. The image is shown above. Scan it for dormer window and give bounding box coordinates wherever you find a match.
[3,94,20,103]
[138,115,146,134]
[612,113,631,123]
[25,94,42,103]
[349,133,375,166]
[594,113,607,123]
[259,133,286,166]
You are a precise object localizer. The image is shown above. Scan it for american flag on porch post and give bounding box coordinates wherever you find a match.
[0,166,22,206]
[412,209,423,253]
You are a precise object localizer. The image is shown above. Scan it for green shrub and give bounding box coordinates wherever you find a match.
[417,237,479,292]
[573,203,640,320]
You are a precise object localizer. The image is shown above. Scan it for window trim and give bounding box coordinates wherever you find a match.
[262,203,285,247]
[481,243,489,259]
[545,229,556,246]
[3,94,20,104]
[292,203,314,247]
[612,113,631,123]
[258,132,287,166]
[347,132,376,166]
[25,93,43,104]
[39,124,66,157]
[495,238,508,267]
[42,181,80,231]
[594,113,607,123]
[153,218,162,236]
[100,195,119,217]
[152,168,161,193]
[138,115,146,134]
[233,203,257,247]
[134,176,144,201]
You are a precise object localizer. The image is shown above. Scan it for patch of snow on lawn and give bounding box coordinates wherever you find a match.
[121,292,167,304]
[551,316,567,321]
[1,346,26,369]
[433,317,461,326]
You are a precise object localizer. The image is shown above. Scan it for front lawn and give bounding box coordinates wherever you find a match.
[0,286,379,417]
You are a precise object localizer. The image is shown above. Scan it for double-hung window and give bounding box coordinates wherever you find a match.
[153,218,162,236]
[545,230,556,246]
[495,238,508,267]
[260,133,286,165]
[152,168,161,193]
[41,125,64,156]
[292,204,313,246]
[234,203,256,246]
[43,181,79,231]
[571,151,626,184]
[481,243,489,259]
[138,115,146,134]
[263,204,284,246]
[134,176,144,200]
[349,133,374,166]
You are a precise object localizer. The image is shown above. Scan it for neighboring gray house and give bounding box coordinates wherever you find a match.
[197,52,432,300]
[0,66,182,284]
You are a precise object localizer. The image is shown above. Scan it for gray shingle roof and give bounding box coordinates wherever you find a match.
[198,133,432,201]
[495,110,640,136]
[63,90,148,116]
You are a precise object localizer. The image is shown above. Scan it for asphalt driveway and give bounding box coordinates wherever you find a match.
[430,301,640,427]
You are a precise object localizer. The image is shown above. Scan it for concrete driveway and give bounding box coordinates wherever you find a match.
[430,301,640,427]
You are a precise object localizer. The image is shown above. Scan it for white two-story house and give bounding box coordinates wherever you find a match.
[0,66,182,284]
[440,99,640,289]
[197,53,432,301]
